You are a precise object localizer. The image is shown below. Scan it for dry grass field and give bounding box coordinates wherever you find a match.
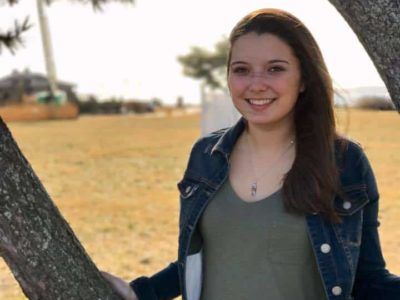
[0,108,399,299]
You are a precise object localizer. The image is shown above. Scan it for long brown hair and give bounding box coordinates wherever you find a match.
[228,8,341,222]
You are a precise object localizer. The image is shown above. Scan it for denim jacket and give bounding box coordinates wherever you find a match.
[130,118,400,300]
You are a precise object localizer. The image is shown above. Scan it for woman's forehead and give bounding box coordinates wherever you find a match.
[230,33,297,64]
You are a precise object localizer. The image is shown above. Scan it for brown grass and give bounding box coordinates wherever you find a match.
[0,109,399,299]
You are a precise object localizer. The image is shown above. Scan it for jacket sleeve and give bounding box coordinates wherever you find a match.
[129,261,181,300]
[352,149,400,299]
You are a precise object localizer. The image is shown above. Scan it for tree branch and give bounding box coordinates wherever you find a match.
[0,117,122,299]
[178,38,228,90]
[46,0,134,11]
[0,17,32,54]
[328,0,400,111]
[0,0,20,6]
[0,0,134,53]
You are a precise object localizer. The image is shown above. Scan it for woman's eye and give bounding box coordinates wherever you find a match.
[269,66,285,73]
[232,67,249,75]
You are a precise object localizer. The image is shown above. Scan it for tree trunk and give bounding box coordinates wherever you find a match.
[0,118,121,299]
[328,0,400,111]
[0,2,398,298]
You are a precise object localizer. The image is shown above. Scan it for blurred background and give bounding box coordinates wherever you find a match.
[0,0,391,108]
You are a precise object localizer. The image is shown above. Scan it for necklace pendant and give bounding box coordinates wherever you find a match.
[251,182,257,197]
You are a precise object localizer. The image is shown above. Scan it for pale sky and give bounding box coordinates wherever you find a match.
[0,0,386,104]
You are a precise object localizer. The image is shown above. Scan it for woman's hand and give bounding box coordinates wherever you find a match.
[101,271,138,300]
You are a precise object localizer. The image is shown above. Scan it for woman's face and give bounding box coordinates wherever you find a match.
[228,32,304,129]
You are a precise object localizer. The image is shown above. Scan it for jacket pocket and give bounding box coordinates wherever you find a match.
[333,185,369,270]
[335,184,369,216]
[178,178,200,199]
[177,176,201,229]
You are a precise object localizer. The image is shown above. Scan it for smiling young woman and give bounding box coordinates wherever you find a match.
[102,8,400,300]
[228,32,304,129]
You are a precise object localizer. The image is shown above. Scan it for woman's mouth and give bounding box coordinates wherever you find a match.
[245,98,276,106]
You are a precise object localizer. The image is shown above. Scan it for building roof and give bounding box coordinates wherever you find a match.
[0,69,75,90]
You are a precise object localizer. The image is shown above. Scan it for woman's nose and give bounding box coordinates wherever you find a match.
[248,72,269,92]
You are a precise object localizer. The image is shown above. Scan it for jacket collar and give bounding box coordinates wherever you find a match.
[211,117,246,157]
[210,117,348,163]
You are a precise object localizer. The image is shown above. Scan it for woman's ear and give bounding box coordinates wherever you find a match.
[299,82,305,93]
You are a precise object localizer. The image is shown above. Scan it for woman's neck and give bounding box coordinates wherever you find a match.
[245,121,295,153]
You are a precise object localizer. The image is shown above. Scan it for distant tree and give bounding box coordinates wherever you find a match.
[77,95,100,114]
[177,37,228,90]
[0,0,134,53]
[100,98,123,114]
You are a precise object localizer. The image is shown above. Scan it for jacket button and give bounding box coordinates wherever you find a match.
[185,186,192,194]
[343,201,352,210]
[320,243,331,253]
[332,286,342,296]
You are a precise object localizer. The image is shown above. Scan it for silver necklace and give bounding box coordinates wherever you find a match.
[246,132,295,197]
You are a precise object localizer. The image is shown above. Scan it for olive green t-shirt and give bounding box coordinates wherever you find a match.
[199,180,327,300]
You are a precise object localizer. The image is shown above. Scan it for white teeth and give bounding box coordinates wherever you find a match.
[248,98,275,105]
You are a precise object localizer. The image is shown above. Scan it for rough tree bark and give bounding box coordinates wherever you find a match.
[0,1,399,299]
[0,118,121,299]
[328,0,400,111]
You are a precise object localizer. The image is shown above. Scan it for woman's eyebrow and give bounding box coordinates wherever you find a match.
[269,59,289,64]
[230,59,290,65]
[230,61,248,66]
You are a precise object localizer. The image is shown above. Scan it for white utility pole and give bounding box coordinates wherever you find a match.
[36,0,58,98]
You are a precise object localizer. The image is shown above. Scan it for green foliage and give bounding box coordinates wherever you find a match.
[178,38,229,90]
[77,96,156,114]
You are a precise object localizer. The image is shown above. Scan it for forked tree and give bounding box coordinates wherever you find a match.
[0,0,398,299]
